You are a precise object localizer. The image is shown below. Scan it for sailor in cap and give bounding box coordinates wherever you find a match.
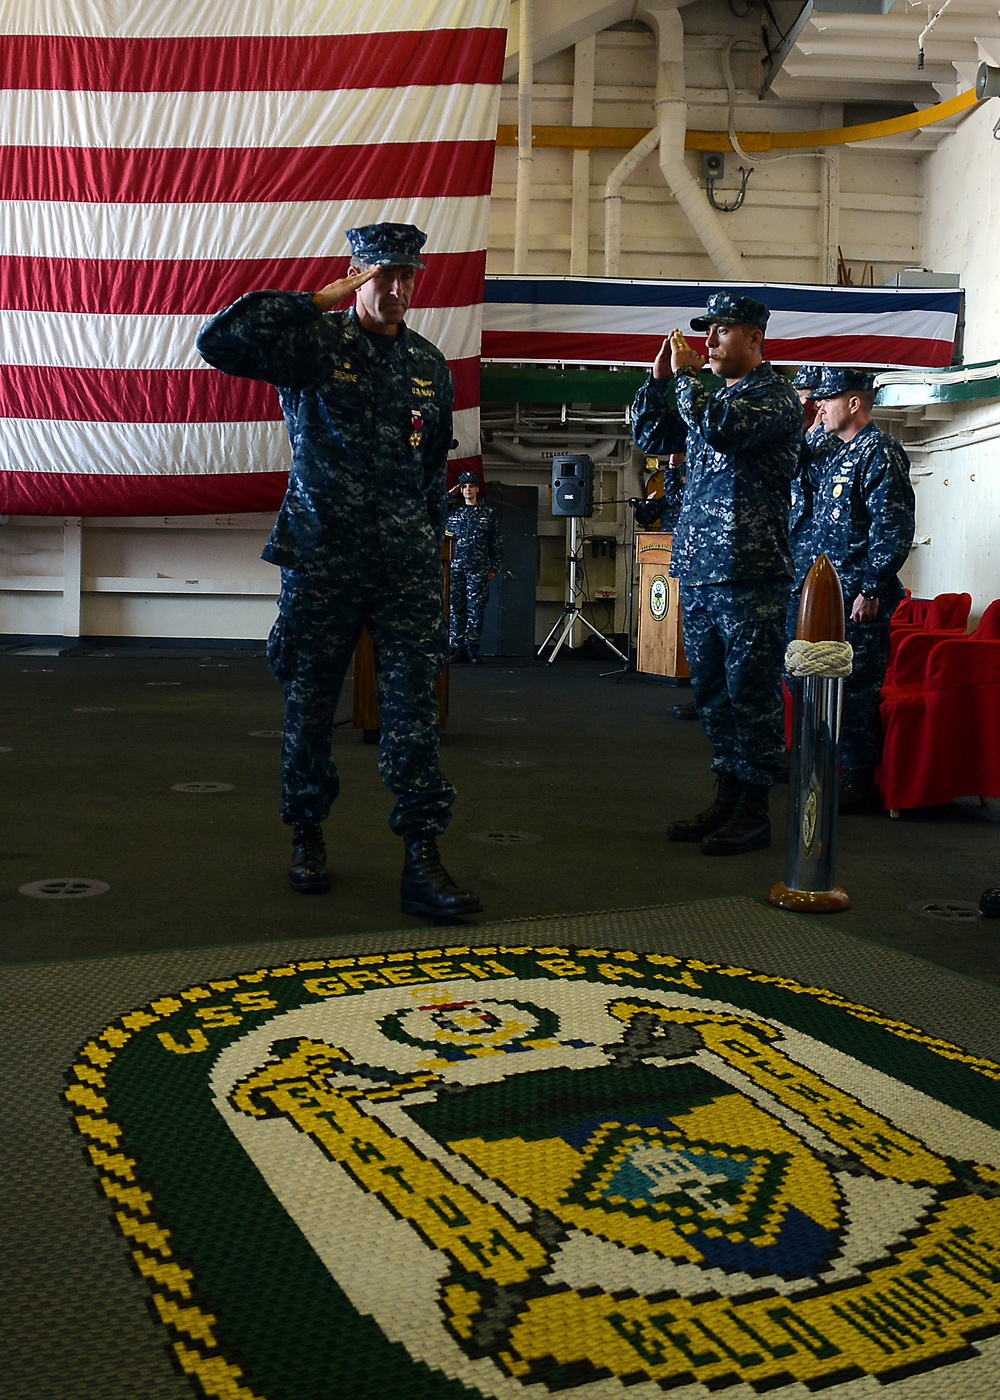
[631,290,803,855]
[805,368,915,813]
[197,221,481,917]
[786,365,837,643]
[446,470,502,664]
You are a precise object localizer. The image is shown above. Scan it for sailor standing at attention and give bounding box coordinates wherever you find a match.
[631,292,803,855]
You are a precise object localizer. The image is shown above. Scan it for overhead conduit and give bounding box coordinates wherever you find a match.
[642,5,744,280]
[497,88,980,155]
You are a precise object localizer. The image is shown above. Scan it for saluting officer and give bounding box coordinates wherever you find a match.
[807,367,915,813]
[787,364,836,642]
[446,470,502,664]
[632,292,803,856]
[196,222,481,918]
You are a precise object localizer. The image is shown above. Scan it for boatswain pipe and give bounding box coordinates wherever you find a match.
[768,554,852,914]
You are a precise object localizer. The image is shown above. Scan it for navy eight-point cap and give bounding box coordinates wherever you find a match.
[345,222,427,270]
[690,291,770,332]
[457,471,480,485]
[791,364,824,390]
[810,367,877,399]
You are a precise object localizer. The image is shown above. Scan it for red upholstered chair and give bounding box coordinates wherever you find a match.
[877,633,1000,812]
[885,591,972,683]
[889,590,922,627]
[887,599,1000,691]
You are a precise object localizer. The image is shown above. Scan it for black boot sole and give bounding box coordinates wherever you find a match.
[700,826,771,857]
[667,822,726,843]
[400,895,483,920]
[288,875,331,894]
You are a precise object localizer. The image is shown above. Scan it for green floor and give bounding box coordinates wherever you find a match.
[1,645,998,981]
[5,650,1000,1400]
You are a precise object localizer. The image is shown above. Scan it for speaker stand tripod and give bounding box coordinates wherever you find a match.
[537,515,629,666]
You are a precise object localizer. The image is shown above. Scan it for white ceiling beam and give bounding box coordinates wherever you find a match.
[504,1,636,79]
[780,54,958,82]
[770,70,944,102]
[797,35,976,60]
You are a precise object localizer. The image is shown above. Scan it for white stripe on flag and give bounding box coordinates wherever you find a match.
[4,85,499,151]
[0,198,490,261]
[483,302,958,346]
[2,0,509,40]
[0,409,480,476]
[1,307,483,370]
[0,419,291,477]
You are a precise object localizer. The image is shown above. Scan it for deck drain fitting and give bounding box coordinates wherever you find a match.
[20,878,109,899]
[908,898,982,922]
[249,730,284,739]
[171,781,235,794]
[469,830,542,845]
[482,758,536,769]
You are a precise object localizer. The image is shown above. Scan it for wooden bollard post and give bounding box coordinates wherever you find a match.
[768,555,851,914]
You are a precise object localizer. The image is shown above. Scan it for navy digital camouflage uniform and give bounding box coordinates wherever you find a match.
[807,369,915,776]
[447,483,502,660]
[632,300,803,787]
[787,421,838,642]
[196,237,456,838]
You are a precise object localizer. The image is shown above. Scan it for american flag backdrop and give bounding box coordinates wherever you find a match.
[0,0,509,516]
[482,278,963,370]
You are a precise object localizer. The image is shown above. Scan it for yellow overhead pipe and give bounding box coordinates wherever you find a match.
[495,86,978,153]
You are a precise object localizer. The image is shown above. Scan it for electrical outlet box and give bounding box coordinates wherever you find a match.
[702,152,725,182]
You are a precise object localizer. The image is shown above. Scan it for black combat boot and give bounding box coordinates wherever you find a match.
[667,772,741,842]
[400,837,482,919]
[288,824,330,894]
[700,783,771,856]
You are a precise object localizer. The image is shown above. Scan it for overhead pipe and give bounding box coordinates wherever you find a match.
[513,0,534,274]
[640,5,744,281]
[487,437,619,464]
[604,128,661,276]
[918,0,955,69]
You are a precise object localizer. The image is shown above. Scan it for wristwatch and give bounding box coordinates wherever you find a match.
[861,587,879,601]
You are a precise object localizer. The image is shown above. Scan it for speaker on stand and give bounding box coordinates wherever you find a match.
[537,455,628,666]
[550,454,594,518]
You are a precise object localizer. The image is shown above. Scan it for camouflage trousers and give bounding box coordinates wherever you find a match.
[841,618,891,777]
[266,567,455,836]
[449,567,491,659]
[680,581,788,787]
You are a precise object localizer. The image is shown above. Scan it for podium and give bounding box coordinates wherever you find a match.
[352,538,453,738]
[635,532,688,679]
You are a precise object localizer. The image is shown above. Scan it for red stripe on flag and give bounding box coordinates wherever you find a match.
[0,141,497,204]
[765,335,955,369]
[482,331,955,370]
[0,253,487,316]
[0,463,483,517]
[0,31,507,92]
[0,359,482,422]
[0,469,290,516]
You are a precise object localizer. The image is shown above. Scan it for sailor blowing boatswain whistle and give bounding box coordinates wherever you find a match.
[632,291,803,857]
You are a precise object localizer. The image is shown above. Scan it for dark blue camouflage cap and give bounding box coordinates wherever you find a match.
[690,291,770,332]
[791,364,823,390]
[457,470,480,484]
[809,367,877,399]
[345,222,427,270]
